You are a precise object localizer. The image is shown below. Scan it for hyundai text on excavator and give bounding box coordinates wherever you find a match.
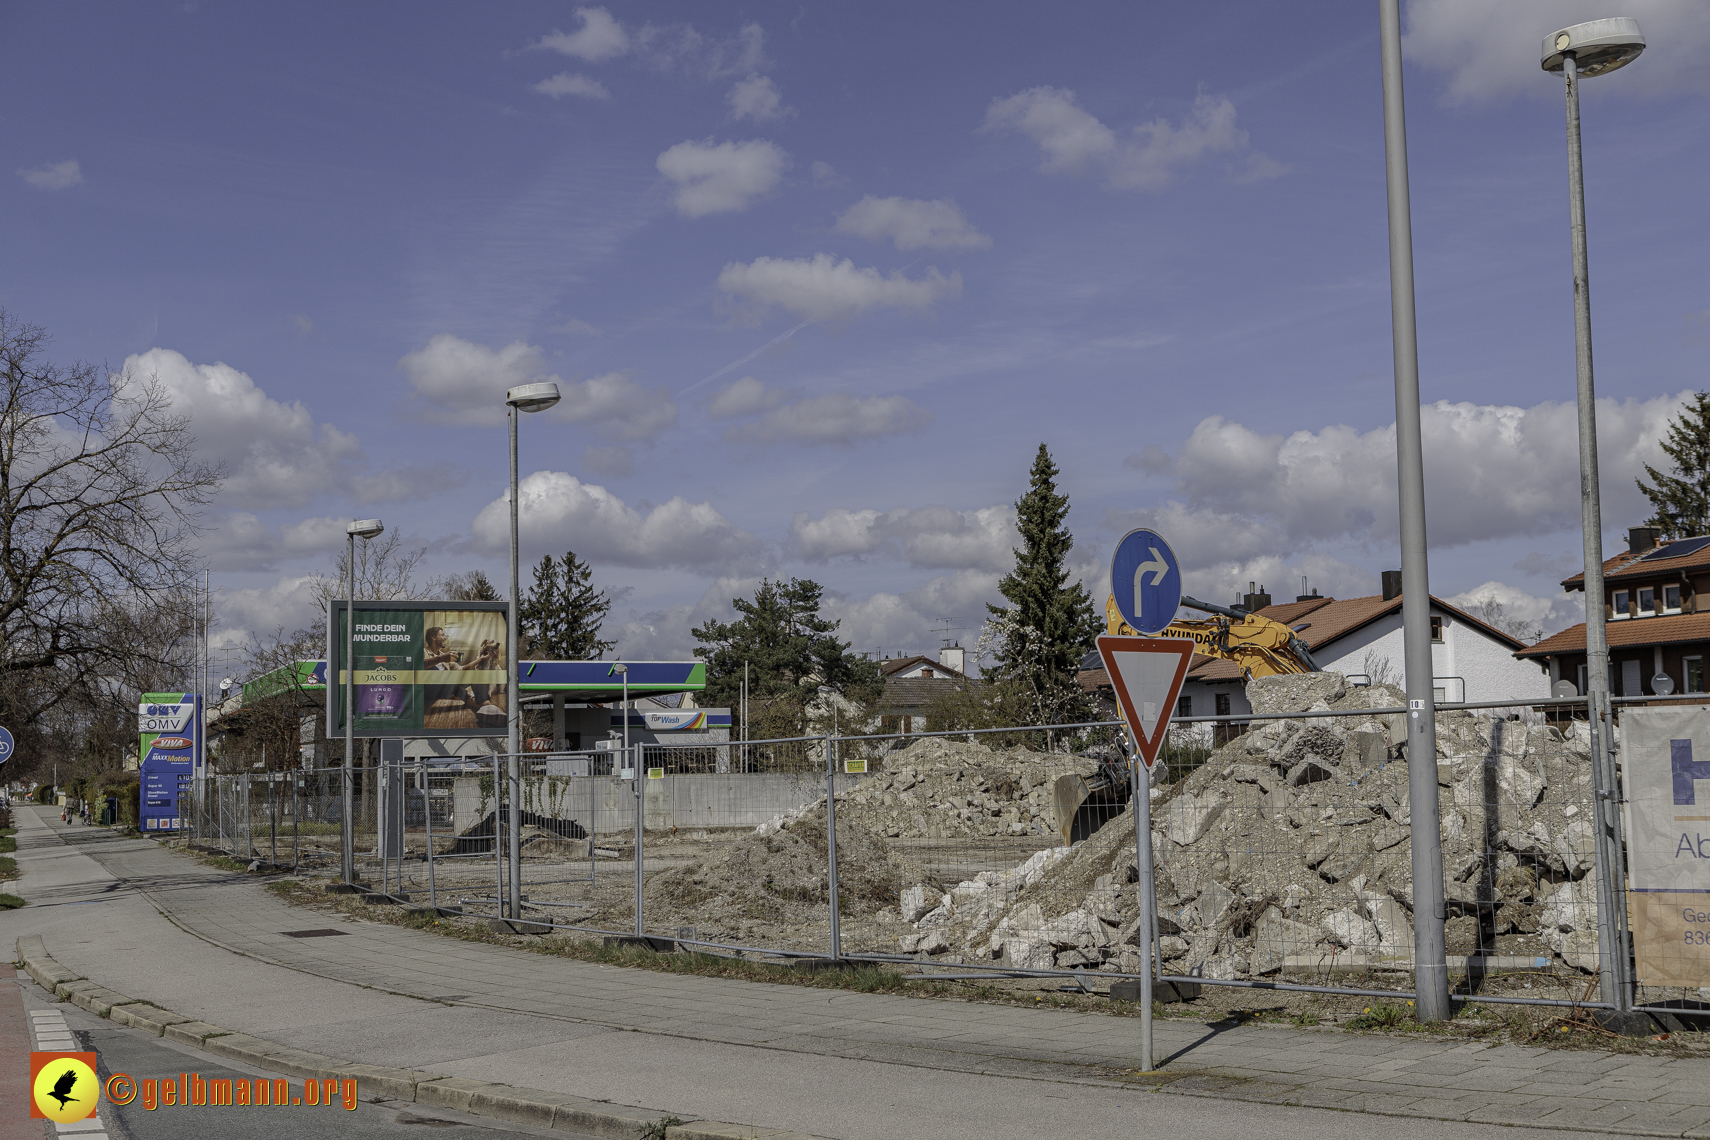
[1052,593,1321,845]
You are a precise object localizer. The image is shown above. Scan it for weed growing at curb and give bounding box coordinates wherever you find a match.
[0,893,24,910]
[637,1115,683,1140]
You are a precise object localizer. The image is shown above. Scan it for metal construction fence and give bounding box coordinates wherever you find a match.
[182,690,1709,1017]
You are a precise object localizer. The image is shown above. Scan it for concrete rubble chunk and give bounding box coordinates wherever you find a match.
[1322,907,1381,950]
[1166,791,1225,846]
[1247,672,1348,715]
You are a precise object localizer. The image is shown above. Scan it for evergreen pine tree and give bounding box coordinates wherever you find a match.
[692,578,882,737]
[520,551,614,660]
[986,444,1099,723]
[1637,392,1710,541]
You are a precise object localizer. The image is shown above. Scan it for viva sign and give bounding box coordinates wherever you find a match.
[138,692,199,833]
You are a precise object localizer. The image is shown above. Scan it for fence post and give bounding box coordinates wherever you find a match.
[825,733,842,960]
[492,753,504,917]
[633,743,646,937]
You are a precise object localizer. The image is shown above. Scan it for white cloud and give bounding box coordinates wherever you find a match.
[200,515,351,573]
[397,334,677,439]
[834,196,992,251]
[728,74,791,121]
[536,7,629,62]
[1446,580,1586,638]
[471,471,764,573]
[822,570,1004,662]
[634,21,764,79]
[707,376,791,418]
[583,445,633,476]
[1105,393,1687,604]
[656,139,787,218]
[216,574,326,645]
[120,348,362,511]
[983,87,1260,191]
[1405,0,1710,102]
[534,72,610,100]
[790,505,1015,572]
[19,159,82,190]
[725,392,931,446]
[717,253,961,322]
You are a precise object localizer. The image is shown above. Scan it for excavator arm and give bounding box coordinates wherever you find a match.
[1102,595,1318,679]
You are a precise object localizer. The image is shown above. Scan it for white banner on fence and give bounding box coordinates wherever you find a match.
[1619,705,1710,988]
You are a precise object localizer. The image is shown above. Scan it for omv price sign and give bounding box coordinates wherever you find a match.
[1112,529,1181,635]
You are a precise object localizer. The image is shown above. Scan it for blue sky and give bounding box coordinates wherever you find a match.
[3,1,1706,668]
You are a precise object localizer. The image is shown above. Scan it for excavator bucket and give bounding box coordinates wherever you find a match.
[1052,772,1132,846]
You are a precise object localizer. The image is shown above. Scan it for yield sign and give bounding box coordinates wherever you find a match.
[1096,634,1195,769]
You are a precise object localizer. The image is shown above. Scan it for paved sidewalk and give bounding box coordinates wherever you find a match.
[12,805,1710,1138]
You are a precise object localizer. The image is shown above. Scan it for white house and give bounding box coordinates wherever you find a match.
[1168,585,1549,718]
[1079,579,1549,721]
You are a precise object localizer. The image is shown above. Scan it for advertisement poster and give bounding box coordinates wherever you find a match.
[328,601,507,737]
[138,693,198,832]
[1620,706,1710,987]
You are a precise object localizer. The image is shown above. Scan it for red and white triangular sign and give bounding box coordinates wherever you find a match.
[1097,634,1195,769]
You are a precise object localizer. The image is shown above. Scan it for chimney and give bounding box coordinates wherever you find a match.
[1242,584,1272,612]
[1628,526,1661,554]
[938,644,965,675]
[1382,570,1403,601]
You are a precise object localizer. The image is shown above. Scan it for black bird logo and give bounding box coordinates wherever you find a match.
[47,1068,79,1109]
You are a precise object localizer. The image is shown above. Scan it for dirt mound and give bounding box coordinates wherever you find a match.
[833,737,1095,841]
[644,803,931,927]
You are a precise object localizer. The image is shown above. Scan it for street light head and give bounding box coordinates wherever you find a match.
[506,382,562,413]
[347,518,384,539]
[1541,17,1644,76]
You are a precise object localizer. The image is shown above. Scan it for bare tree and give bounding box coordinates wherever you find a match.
[308,530,428,612]
[0,311,222,734]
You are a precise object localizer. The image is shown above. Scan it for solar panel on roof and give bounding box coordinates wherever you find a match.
[1638,536,1710,561]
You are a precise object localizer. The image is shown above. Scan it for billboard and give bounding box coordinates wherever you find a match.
[138,692,198,832]
[328,600,508,737]
[1620,706,1710,987]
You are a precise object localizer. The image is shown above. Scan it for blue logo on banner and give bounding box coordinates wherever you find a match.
[1673,739,1710,805]
[1111,529,1181,635]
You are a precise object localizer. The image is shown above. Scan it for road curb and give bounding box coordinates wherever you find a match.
[15,935,838,1140]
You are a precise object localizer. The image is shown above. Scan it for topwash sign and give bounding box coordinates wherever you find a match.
[1621,706,1710,987]
[328,600,508,738]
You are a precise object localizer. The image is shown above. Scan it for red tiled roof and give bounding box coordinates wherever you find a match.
[1561,537,1710,590]
[1516,611,1710,658]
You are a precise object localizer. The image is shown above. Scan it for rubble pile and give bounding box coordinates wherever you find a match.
[831,736,1094,840]
[887,672,1605,979]
[643,803,930,931]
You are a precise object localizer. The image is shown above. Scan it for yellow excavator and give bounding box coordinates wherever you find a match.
[1053,594,1320,844]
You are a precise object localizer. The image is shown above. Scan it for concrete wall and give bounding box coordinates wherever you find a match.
[447,771,852,836]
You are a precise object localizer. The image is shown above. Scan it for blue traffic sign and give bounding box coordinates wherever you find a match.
[0,726,13,766]
[1111,529,1182,635]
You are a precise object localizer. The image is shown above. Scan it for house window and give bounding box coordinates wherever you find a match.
[1177,696,1191,718]
[1613,590,1630,618]
[1638,587,1656,615]
[1433,686,1446,703]
[1215,692,1232,717]
[1429,616,1443,641]
[1665,585,1682,613]
[1688,657,1705,694]
[920,668,934,678]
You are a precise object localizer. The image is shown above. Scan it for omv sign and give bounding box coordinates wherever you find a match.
[138,703,193,733]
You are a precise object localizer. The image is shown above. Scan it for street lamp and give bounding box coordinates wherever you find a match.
[1377,0,1450,1025]
[504,381,560,920]
[1542,16,1644,1015]
[343,517,384,887]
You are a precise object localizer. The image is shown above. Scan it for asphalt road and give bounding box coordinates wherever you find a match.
[16,982,600,1140]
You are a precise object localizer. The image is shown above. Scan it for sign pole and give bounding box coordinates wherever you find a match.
[1131,749,1154,1072]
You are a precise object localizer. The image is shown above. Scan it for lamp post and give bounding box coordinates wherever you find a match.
[1542,16,1645,1013]
[504,381,561,920]
[343,518,384,887]
[1377,0,1450,1024]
